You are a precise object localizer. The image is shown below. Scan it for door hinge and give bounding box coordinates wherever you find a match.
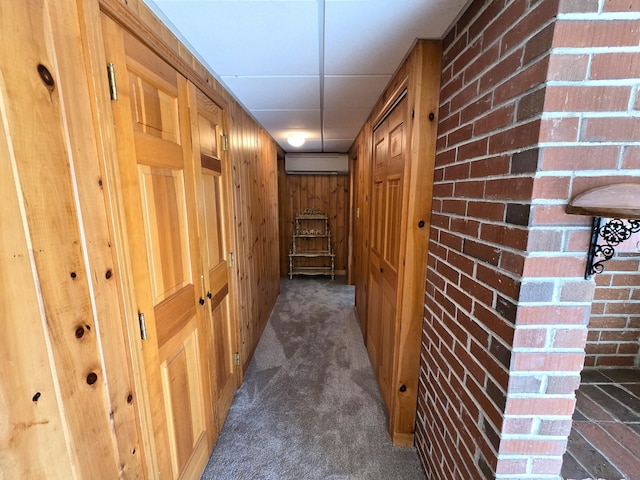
[234,352,240,366]
[107,63,118,101]
[138,312,148,340]
[221,134,229,152]
[229,252,235,268]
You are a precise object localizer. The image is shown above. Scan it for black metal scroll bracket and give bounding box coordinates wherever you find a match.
[585,217,640,279]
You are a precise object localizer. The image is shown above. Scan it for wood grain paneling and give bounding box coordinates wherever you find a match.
[350,40,442,446]
[0,1,144,477]
[104,19,215,476]
[351,123,373,336]
[278,166,350,277]
[0,0,282,476]
[193,85,240,434]
[230,107,280,369]
[99,0,280,374]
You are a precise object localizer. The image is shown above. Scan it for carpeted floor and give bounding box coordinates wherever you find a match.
[201,276,425,480]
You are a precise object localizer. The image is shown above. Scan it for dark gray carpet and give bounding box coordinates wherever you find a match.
[201,276,425,480]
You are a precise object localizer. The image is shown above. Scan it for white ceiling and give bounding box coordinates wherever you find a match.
[145,0,469,153]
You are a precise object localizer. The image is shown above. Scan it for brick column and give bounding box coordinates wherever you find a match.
[416,0,640,479]
[499,2,640,477]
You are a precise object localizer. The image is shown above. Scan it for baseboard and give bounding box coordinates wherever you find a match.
[392,432,415,447]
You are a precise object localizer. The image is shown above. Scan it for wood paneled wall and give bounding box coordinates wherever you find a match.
[1,1,145,477]
[349,40,442,445]
[98,0,281,373]
[0,0,280,476]
[230,108,280,365]
[351,124,373,332]
[278,161,350,277]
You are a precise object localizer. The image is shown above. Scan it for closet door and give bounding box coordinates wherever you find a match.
[102,16,214,479]
[192,86,239,434]
[367,96,407,414]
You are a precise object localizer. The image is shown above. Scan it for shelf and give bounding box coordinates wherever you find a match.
[295,214,328,220]
[566,183,640,219]
[296,208,328,221]
[289,208,335,280]
[289,267,335,276]
[566,184,640,279]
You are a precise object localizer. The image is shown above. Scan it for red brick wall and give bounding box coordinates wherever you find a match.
[587,256,640,367]
[416,0,640,478]
[553,0,640,369]
[540,0,640,370]
[417,0,553,477]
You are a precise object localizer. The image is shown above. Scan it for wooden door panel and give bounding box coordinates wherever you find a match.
[193,87,239,437]
[389,120,404,164]
[162,331,205,474]
[371,180,384,256]
[104,16,213,478]
[127,57,181,143]
[155,285,196,348]
[208,287,235,431]
[139,166,192,303]
[158,316,199,363]
[366,96,407,425]
[202,169,223,268]
[212,302,233,387]
[379,283,397,411]
[209,261,230,301]
[211,300,235,428]
[130,86,179,141]
[136,134,184,169]
[373,132,386,175]
[198,115,220,158]
[129,74,180,142]
[366,262,382,375]
[383,175,402,274]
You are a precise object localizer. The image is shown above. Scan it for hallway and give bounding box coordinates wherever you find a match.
[201,277,424,479]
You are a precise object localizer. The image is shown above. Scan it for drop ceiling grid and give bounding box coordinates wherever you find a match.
[148,0,470,152]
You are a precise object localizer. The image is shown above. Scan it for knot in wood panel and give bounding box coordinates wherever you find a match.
[37,64,55,91]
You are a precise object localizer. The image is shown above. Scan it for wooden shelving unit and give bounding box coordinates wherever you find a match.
[289,208,335,279]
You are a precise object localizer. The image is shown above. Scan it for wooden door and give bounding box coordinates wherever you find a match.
[354,131,372,337]
[367,96,407,413]
[192,87,239,433]
[103,17,214,479]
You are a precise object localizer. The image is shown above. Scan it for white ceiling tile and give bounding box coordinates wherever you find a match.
[325,3,404,75]
[221,76,320,110]
[323,108,371,128]
[322,139,355,152]
[324,0,467,75]
[154,1,320,76]
[324,75,391,109]
[252,110,321,131]
[281,139,324,153]
[146,0,469,154]
[323,127,361,139]
[272,126,322,151]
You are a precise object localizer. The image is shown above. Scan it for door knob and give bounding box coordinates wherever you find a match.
[207,291,212,299]
[199,298,205,305]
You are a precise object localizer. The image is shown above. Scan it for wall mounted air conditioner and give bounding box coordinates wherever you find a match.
[284,153,349,175]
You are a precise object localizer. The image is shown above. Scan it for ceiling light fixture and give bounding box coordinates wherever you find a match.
[287,134,305,147]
